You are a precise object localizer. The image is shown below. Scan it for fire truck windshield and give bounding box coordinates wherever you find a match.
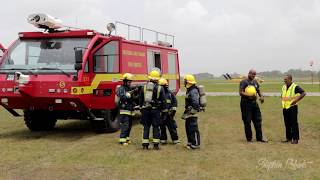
[0,38,90,74]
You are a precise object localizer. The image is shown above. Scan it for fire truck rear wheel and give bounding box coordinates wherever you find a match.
[91,110,120,133]
[24,110,57,131]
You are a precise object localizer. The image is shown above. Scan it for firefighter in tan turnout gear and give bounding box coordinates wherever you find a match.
[139,69,166,150]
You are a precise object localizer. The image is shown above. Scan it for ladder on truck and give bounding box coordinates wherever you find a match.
[115,21,175,47]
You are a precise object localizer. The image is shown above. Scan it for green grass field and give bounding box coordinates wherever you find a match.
[0,97,319,179]
[184,79,320,92]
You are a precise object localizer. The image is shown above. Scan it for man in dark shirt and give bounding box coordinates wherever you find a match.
[239,69,267,143]
[281,74,306,144]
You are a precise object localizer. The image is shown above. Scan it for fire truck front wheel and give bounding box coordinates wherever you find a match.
[90,110,120,133]
[23,110,57,131]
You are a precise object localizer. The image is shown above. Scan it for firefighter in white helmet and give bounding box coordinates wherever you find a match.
[158,78,180,144]
[182,74,201,149]
[139,68,165,150]
[116,73,135,145]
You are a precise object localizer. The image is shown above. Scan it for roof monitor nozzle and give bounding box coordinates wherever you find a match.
[27,13,63,32]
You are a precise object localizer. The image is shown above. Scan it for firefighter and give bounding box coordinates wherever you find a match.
[158,78,180,144]
[116,73,135,145]
[139,69,165,150]
[281,74,306,144]
[239,69,267,143]
[182,74,201,149]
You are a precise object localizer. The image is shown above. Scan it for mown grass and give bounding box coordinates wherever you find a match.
[183,79,320,92]
[0,97,319,179]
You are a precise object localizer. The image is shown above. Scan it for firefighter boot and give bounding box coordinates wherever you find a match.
[153,143,160,150]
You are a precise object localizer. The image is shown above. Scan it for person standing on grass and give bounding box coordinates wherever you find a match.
[281,74,306,144]
[182,74,201,149]
[158,78,180,145]
[239,69,267,143]
[139,69,165,150]
[116,73,135,146]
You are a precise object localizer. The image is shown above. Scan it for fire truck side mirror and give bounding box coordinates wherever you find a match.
[75,64,82,71]
[75,49,83,64]
[74,49,83,70]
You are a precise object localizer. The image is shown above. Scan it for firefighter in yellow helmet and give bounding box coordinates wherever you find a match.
[116,73,135,145]
[139,69,165,150]
[182,74,201,149]
[158,78,180,144]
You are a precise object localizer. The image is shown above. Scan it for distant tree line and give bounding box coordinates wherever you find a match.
[192,69,320,80]
[259,69,319,79]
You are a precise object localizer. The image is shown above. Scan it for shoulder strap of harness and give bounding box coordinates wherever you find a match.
[157,85,161,99]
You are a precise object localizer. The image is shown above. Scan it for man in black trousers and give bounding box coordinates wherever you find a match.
[281,74,306,144]
[239,69,267,143]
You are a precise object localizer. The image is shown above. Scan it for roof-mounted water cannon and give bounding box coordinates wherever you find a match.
[106,23,116,35]
[27,13,63,32]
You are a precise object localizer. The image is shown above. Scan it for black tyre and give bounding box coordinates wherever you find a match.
[91,110,120,133]
[23,110,57,131]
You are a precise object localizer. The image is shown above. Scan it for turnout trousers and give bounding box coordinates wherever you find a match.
[160,114,179,142]
[119,114,133,143]
[141,108,161,146]
[185,116,200,148]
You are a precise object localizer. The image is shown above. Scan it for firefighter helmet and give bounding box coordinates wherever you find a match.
[184,74,196,84]
[122,73,134,81]
[158,78,168,86]
[148,70,161,80]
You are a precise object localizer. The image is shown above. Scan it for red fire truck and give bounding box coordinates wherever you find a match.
[0,14,180,132]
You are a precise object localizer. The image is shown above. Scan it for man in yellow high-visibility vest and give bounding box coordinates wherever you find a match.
[281,74,306,144]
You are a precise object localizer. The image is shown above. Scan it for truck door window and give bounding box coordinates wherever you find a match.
[168,53,177,91]
[168,53,176,74]
[154,53,161,70]
[93,41,119,73]
[147,50,161,72]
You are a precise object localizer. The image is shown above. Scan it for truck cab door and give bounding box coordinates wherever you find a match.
[146,49,179,93]
[88,40,120,109]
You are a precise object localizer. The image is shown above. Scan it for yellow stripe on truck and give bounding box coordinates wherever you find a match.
[71,73,179,95]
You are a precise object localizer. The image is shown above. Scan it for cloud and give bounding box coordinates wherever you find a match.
[174,0,208,22]
[1,0,320,75]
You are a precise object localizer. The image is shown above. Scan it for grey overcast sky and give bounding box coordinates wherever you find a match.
[1,0,320,75]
